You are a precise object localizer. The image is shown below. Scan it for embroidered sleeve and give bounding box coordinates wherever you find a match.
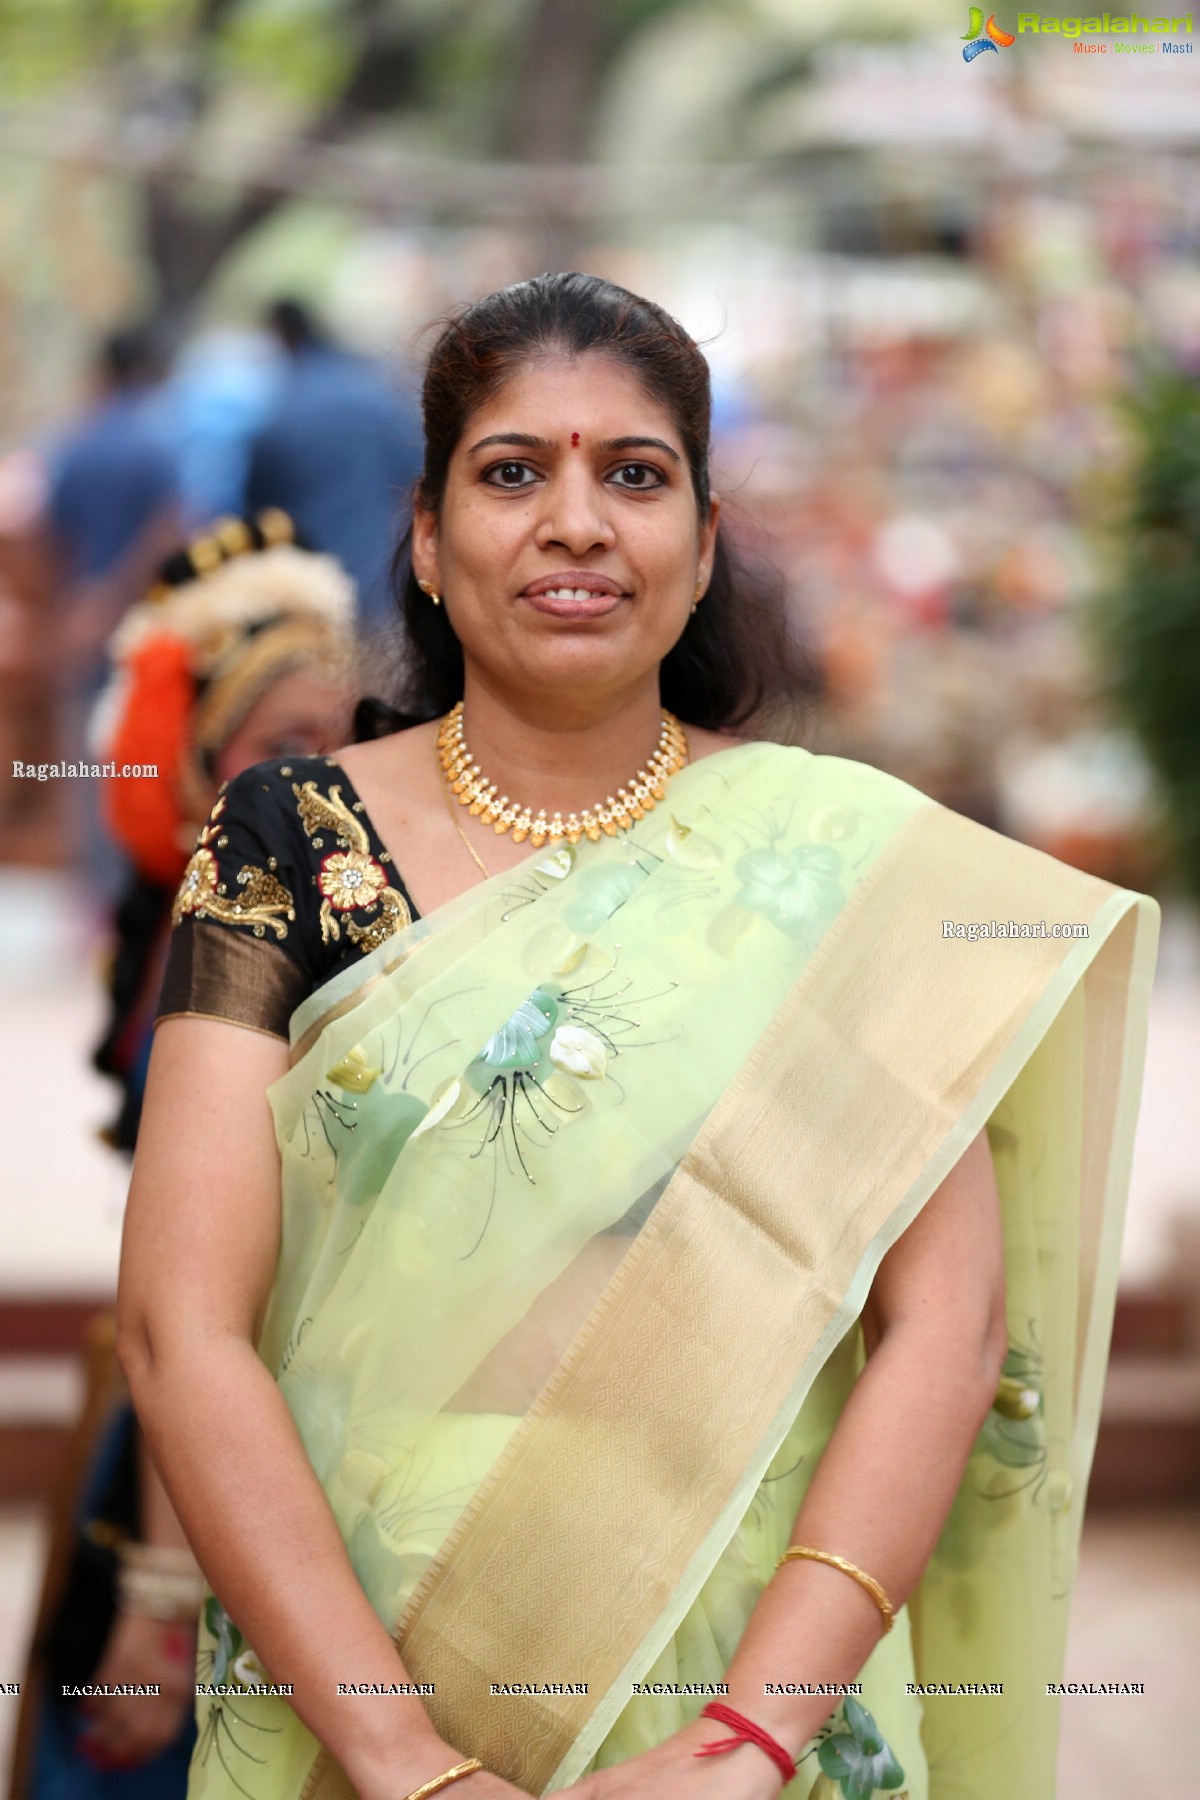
[291,777,411,955]
[156,767,309,1040]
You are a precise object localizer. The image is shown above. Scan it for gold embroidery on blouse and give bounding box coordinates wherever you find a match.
[293,779,408,956]
[345,886,410,952]
[171,846,295,939]
[197,794,227,848]
[319,848,389,911]
[172,848,218,925]
[292,781,368,855]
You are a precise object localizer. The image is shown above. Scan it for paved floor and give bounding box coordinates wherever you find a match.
[0,872,128,1298]
[0,1506,44,1793]
[1055,1510,1200,1793]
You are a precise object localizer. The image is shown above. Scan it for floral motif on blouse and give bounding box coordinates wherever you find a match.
[292,778,410,953]
[319,847,389,911]
[170,845,296,939]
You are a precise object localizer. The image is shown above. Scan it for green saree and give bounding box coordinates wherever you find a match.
[184,740,1157,1800]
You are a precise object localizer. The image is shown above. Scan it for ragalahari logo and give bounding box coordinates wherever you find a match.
[963,9,1018,56]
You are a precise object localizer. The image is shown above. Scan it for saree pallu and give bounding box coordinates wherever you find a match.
[185,741,1157,1800]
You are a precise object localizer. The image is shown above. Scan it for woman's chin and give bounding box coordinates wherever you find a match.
[510,652,662,700]
[482,623,676,695]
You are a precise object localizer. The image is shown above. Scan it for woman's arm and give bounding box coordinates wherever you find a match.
[117,1017,526,1800]
[560,1128,1008,1800]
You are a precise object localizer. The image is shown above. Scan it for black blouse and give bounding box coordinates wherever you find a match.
[156,755,420,1041]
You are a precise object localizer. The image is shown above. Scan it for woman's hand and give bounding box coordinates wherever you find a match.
[455,1777,535,1800]
[557,1717,783,1800]
[77,1611,196,1768]
[353,1734,533,1800]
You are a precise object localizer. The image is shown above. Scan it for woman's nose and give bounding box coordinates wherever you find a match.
[535,468,616,555]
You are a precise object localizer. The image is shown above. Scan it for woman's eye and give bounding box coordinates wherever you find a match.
[484,461,537,489]
[609,462,663,490]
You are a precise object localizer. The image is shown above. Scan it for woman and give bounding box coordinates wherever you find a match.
[15,512,356,1800]
[116,275,1158,1800]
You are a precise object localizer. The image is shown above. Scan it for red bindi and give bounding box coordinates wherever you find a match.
[570,431,580,447]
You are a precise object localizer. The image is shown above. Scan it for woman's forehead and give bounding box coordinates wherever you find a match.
[459,352,680,446]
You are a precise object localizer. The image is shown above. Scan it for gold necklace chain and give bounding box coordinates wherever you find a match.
[436,701,690,849]
[439,768,492,879]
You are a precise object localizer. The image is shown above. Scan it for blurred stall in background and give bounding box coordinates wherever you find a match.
[1,3,1198,1794]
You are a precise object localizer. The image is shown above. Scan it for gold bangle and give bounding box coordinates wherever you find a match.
[775,1546,895,1634]
[401,1759,484,1800]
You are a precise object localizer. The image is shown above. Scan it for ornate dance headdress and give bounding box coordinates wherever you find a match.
[94,511,356,883]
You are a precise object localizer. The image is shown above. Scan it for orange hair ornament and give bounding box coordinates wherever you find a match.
[103,632,197,885]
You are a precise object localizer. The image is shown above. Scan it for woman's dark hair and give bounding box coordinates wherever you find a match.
[359,272,811,739]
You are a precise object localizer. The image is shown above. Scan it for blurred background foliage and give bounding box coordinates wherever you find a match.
[1101,371,1200,906]
[0,0,954,314]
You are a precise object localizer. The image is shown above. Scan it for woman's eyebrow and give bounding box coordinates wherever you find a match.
[598,436,681,464]
[465,431,682,464]
[466,432,553,455]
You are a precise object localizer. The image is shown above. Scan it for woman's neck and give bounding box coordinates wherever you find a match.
[456,676,677,817]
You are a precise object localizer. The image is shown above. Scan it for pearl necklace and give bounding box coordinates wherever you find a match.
[436,701,690,848]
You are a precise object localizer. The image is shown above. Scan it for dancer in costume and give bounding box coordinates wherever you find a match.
[118,276,1157,1800]
[14,513,355,1800]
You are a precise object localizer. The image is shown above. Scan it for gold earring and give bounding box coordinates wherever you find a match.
[418,580,442,607]
[691,578,705,615]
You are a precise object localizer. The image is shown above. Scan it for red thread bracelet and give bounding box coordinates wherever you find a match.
[693,1701,796,1785]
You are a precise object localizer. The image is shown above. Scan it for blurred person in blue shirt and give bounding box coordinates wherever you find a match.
[48,324,182,625]
[166,327,280,526]
[43,323,184,907]
[244,299,421,630]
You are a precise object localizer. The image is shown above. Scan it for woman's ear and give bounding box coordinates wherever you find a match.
[411,499,440,593]
[698,495,720,592]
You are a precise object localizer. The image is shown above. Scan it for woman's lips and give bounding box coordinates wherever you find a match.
[520,589,626,618]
